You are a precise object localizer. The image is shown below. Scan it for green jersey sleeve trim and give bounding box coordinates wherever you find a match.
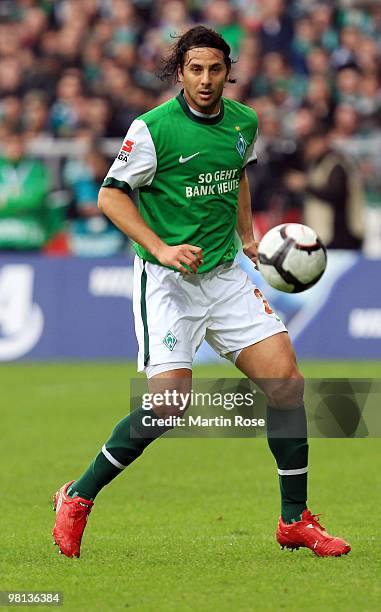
[102,177,132,194]
[243,126,258,167]
[140,262,150,366]
[176,90,225,125]
[244,158,258,166]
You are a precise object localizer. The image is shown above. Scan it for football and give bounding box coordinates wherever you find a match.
[257,223,327,293]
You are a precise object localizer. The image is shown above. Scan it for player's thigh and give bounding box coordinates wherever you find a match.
[133,257,206,372]
[236,331,297,378]
[148,367,192,418]
[236,333,304,408]
[206,262,286,360]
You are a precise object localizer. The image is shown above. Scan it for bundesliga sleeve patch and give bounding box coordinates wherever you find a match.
[117,138,135,163]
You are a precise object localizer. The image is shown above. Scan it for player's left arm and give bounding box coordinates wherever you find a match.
[237,168,258,266]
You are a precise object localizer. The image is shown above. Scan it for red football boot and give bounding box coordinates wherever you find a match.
[52,481,93,558]
[277,509,351,557]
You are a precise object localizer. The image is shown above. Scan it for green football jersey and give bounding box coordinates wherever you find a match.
[103,91,258,272]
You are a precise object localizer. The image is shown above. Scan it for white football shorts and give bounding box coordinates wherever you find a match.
[133,256,287,376]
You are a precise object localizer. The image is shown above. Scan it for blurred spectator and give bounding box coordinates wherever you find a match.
[251,52,306,105]
[0,96,23,133]
[0,57,23,98]
[287,106,315,143]
[305,46,331,78]
[83,97,112,137]
[156,1,192,42]
[291,15,317,74]
[258,0,294,59]
[285,129,363,249]
[19,4,48,49]
[63,136,125,256]
[331,25,360,70]
[357,74,381,123]
[0,132,57,251]
[22,91,50,138]
[335,65,361,107]
[303,75,334,128]
[310,2,338,53]
[330,104,359,141]
[204,0,244,57]
[49,70,84,136]
[355,36,379,75]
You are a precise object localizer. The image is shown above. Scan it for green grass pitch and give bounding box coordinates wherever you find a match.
[1,361,380,611]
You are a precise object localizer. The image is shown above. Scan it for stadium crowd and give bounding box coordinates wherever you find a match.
[0,0,380,256]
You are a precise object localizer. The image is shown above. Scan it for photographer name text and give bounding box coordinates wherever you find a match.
[142,415,266,428]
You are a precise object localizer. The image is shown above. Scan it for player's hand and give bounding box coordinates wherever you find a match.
[157,244,204,274]
[243,239,259,269]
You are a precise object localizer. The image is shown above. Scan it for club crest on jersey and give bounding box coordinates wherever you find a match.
[236,132,247,158]
[117,138,135,163]
[163,330,177,351]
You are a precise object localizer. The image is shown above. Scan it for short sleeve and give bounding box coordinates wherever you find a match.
[102,119,157,193]
[243,127,258,167]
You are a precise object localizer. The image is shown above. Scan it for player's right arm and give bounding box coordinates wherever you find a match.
[98,187,202,274]
[99,119,202,274]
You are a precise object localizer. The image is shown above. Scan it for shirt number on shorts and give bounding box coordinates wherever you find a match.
[254,288,274,315]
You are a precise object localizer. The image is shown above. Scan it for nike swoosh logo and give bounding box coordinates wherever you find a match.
[179,152,200,164]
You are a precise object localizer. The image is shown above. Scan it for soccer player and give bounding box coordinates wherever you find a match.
[52,26,351,558]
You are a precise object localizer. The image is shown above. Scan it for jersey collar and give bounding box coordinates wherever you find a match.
[176,90,224,125]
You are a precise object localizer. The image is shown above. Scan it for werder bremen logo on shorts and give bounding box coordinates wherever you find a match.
[163,330,177,351]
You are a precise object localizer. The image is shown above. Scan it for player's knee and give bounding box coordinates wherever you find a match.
[149,389,191,418]
[266,368,304,409]
[148,371,192,417]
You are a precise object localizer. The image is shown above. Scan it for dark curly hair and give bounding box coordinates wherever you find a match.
[158,25,236,84]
